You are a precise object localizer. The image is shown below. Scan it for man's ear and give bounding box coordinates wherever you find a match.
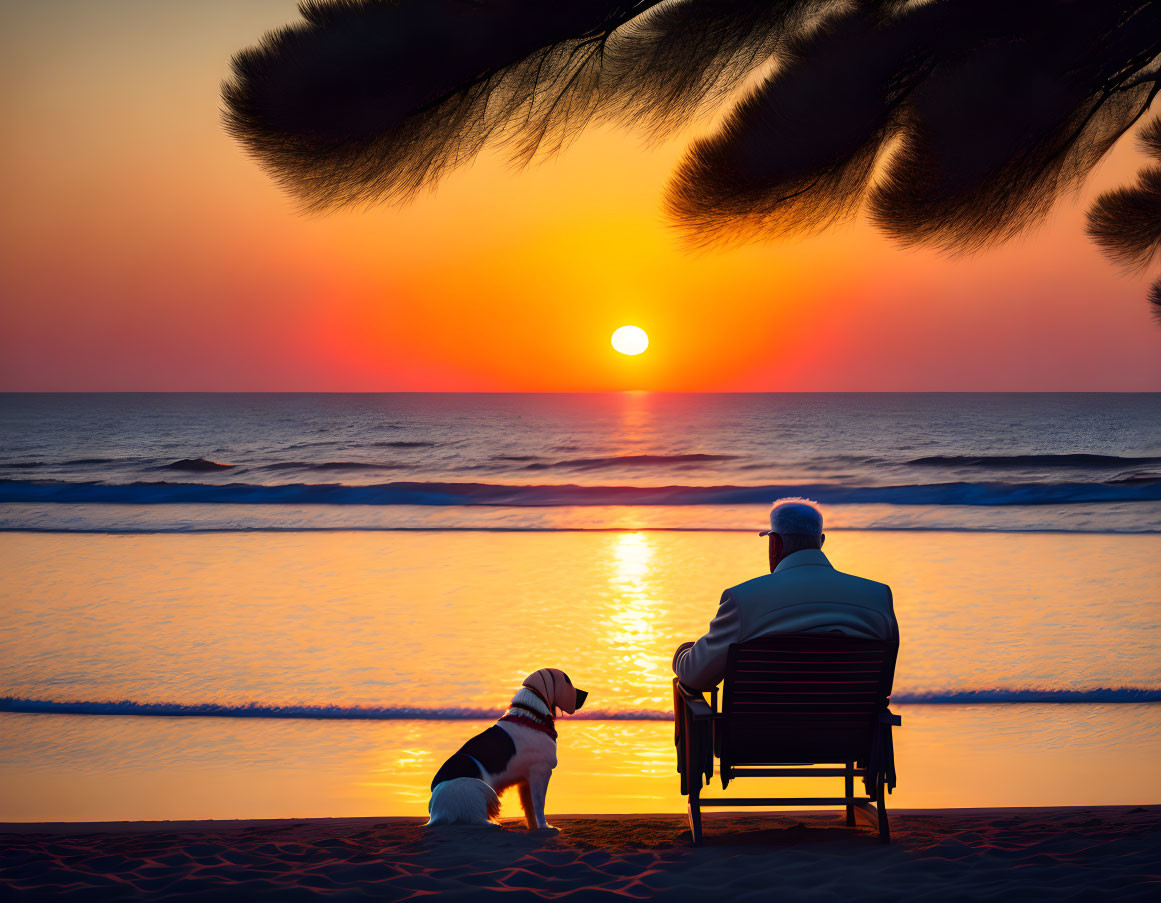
[820,533,826,547]
[769,534,782,572]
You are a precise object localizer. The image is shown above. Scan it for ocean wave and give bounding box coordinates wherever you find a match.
[523,454,740,471]
[3,689,1158,721]
[280,440,345,451]
[0,698,666,721]
[1,458,146,470]
[2,478,1160,507]
[908,453,1161,468]
[1107,472,1161,485]
[160,458,236,472]
[253,461,410,471]
[893,688,1161,704]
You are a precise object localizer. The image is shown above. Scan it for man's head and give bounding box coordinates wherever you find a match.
[760,498,824,571]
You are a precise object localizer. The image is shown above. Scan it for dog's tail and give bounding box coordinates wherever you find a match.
[426,778,501,826]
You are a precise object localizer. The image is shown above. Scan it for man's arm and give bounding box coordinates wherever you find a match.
[885,586,900,641]
[672,590,742,690]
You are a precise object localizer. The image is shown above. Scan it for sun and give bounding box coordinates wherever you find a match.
[611,325,649,356]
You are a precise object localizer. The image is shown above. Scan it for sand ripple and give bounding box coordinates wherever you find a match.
[2,807,1159,901]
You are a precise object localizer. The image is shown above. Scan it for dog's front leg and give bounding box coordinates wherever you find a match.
[517,780,537,831]
[526,766,554,831]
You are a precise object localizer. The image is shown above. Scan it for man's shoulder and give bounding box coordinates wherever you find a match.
[725,571,779,598]
[828,567,892,596]
[727,566,892,601]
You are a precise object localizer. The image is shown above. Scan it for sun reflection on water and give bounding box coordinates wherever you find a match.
[612,531,652,582]
[604,532,666,707]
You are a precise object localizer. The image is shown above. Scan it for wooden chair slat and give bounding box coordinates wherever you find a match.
[730,685,880,692]
[734,662,883,668]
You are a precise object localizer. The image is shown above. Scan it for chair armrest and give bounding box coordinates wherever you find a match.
[866,708,901,799]
[673,679,716,790]
[675,682,715,719]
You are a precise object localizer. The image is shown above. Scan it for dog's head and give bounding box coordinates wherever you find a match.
[522,668,587,715]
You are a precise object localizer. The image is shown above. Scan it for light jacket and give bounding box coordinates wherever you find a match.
[672,549,898,690]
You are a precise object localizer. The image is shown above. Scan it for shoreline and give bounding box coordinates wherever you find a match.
[3,807,1159,900]
[5,524,1161,534]
[1,804,1157,833]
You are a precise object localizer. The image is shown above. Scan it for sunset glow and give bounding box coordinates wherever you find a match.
[0,1,1158,391]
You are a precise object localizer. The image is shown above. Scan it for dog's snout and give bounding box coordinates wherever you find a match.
[574,689,588,710]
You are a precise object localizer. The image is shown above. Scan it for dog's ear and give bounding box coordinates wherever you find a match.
[524,668,584,714]
[522,669,553,707]
[549,668,578,714]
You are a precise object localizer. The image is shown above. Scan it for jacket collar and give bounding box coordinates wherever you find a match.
[773,549,832,573]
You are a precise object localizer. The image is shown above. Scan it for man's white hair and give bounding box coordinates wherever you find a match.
[768,498,823,536]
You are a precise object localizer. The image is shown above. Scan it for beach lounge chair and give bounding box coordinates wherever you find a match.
[674,635,901,844]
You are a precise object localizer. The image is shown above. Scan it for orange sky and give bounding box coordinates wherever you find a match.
[1,0,1159,391]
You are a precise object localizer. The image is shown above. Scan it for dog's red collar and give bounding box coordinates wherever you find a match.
[499,712,558,740]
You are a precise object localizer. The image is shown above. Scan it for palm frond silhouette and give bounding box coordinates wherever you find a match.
[1150,278,1161,324]
[223,0,1161,323]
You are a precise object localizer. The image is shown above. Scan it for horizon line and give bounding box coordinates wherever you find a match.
[3,390,1161,396]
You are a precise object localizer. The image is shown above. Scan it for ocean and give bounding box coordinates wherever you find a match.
[3,392,1161,532]
[2,393,1159,821]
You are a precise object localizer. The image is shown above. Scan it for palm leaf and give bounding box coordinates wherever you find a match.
[1086,118,1161,270]
[668,0,1161,251]
[221,0,812,211]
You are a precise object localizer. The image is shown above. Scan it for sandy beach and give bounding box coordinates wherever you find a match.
[3,806,1158,901]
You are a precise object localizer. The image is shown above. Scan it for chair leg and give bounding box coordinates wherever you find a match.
[877,774,890,844]
[845,761,855,827]
[682,714,702,844]
[688,787,703,845]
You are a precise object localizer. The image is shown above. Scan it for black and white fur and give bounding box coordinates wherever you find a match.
[427,673,585,830]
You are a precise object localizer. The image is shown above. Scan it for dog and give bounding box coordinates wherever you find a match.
[426,668,587,830]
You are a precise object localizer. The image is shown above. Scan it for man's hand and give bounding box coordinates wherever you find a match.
[672,641,695,673]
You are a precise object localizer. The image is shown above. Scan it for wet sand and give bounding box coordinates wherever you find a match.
[3,806,1159,901]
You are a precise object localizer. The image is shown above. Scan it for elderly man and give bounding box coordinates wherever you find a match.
[672,499,898,690]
